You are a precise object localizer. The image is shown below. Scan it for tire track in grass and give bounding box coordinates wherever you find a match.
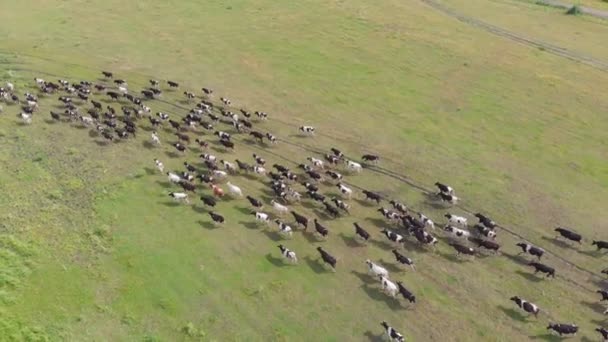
[4,63,602,296]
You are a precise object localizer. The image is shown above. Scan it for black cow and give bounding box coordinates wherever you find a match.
[547,323,577,336]
[50,111,61,121]
[555,227,582,243]
[392,250,415,270]
[184,162,197,173]
[313,219,329,238]
[471,238,500,253]
[308,191,325,203]
[102,71,113,78]
[200,195,217,207]
[250,131,265,143]
[597,289,608,301]
[173,143,187,153]
[246,195,263,208]
[362,154,380,164]
[291,211,309,229]
[596,327,608,341]
[323,202,339,217]
[316,247,336,271]
[516,242,544,259]
[168,81,179,88]
[362,190,382,203]
[354,223,370,242]
[396,282,416,303]
[301,182,318,193]
[175,133,190,143]
[528,262,555,278]
[450,243,475,257]
[209,211,224,224]
[593,240,608,251]
[179,181,196,192]
[219,139,234,150]
[475,213,496,229]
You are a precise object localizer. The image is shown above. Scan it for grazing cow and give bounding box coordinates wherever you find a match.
[353,222,370,242]
[226,182,243,197]
[246,195,263,208]
[593,240,608,251]
[336,183,352,198]
[169,192,189,204]
[200,195,217,207]
[362,154,380,164]
[299,125,315,135]
[381,322,404,342]
[332,198,350,213]
[271,200,289,215]
[366,260,389,278]
[474,213,496,229]
[516,243,544,259]
[555,227,582,244]
[471,238,500,253]
[444,225,470,239]
[274,219,293,238]
[151,131,161,145]
[345,160,362,173]
[434,182,454,195]
[547,323,578,337]
[474,224,496,239]
[510,296,540,317]
[211,184,224,197]
[449,242,475,257]
[382,229,404,244]
[362,190,382,203]
[596,327,608,341]
[323,202,340,217]
[265,132,277,143]
[209,211,224,224]
[154,159,164,173]
[277,245,297,264]
[379,275,398,297]
[445,213,467,227]
[173,142,187,153]
[392,250,415,270]
[249,131,265,143]
[528,262,555,278]
[102,71,113,78]
[291,211,309,229]
[389,200,407,214]
[317,247,336,271]
[313,219,329,238]
[166,172,182,183]
[253,211,271,225]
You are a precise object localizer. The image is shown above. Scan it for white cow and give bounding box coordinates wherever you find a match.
[275,219,293,238]
[169,192,189,204]
[307,157,324,169]
[445,213,467,227]
[271,200,289,215]
[167,172,182,183]
[379,276,398,297]
[154,159,164,173]
[20,113,32,124]
[336,183,353,198]
[226,182,243,197]
[345,160,362,173]
[444,225,470,239]
[151,131,161,145]
[366,260,389,278]
[419,213,435,230]
[254,211,270,224]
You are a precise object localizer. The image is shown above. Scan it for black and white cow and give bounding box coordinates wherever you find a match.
[382,229,404,244]
[362,154,380,164]
[547,323,578,337]
[277,245,297,264]
[597,289,608,302]
[299,125,315,135]
[380,321,405,342]
[516,242,544,259]
[510,296,540,317]
[596,327,608,341]
[475,213,496,229]
[449,242,475,257]
[392,250,415,270]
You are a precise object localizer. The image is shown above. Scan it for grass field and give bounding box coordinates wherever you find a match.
[0,0,607,340]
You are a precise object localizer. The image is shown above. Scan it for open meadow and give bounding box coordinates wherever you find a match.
[0,0,607,341]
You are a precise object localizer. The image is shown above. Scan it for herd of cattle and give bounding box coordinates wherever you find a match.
[1,72,607,340]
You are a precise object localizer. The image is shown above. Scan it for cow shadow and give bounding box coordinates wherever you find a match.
[155,180,173,188]
[43,119,57,125]
[300,200,319,210]
[192,205,207,214]
[515,270,543,283]
[339,233,363,248]
[142,140,156,149]
[265,253,287,267]
[235,206,253,215]
[141,125,154,132]
[502,252,530,266]
[165,151,180,158]
[262,230,284,242]
[313,209,333,221]
[88,130,99,138]
[161,201,180,208]
[365,217,390,229]
[580,300,606,314]
[529,333,562,341]
[143,167,156,175]
[360,284,403,311]
[579,249,604,257]
[438,251,467,263]
[354,198,376,207]
[590,277,608,289]
[94,140,110,146]
[304,256,329,274]
[541,236,573,249]
[351,270,375,284]
[363,331,384,342]
[198,220,219,230]
[498,305,527,322]
[379,259,403,273]
[303,231,324,244]
[239,221,259,230]
[369,239,395,251]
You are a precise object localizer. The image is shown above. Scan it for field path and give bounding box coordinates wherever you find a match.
[420,0,608,71]
[536,0,608,18]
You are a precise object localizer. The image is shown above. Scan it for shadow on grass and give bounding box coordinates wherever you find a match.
[161,201,180,208]
[142,140,156,149]
[262,230,284,242]
[529,333,562,341]
[156,180,173,188]
[578,249,605,257]
[339,233,364,248]
[238,221,259,230]
[365,217,390,229]
[265,253,287,267]
[363,331,384,342]
[235,206,253,215]
[192,205,207,214]
[360,284,403,311]
[438,250,467,263]
[379,259,403,273]
[354,198,376,208]
[502,252,531,266]
[369,238,395,251]
[165,151,180,159]
[143,167,156,175]
[198,220,219,230]
[515,270,543,283]
[541,236,576,250]
[498,305,527,322]
[580,300,606,314]
[304,256,330,274]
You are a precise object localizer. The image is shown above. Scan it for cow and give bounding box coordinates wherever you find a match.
[313,219,329,238]
[336,183,352,198]
[380,322,404,342]
[307,157,324,169]
[179,181,196,192]
[299,125,315,135]
[274,219,293,238]
[547,323,577,337]
[265,132,277,143]
[325,170,342,181]
[396,282,416,303]
[249,131,265,143]
[510,296,540,317]
[362,190,382,203]
[226,182,243,197]
[598,290,608,302]
[444,225,470,239]
[413,228,438,247]
[593,240,608,251]
[345,160,362,173]
[291,211,309,229]
[172,142,187,153]
[354,222,370,242]
[271,200,289,215]
[596,327,608,341]
[200,195,217,207]
[555,227,582,244]
[253,211,271,225]
[246,195,263,208]
[471,238,500,253]
[323,201,339,217]
[332,198,350,213]
[449,242,475,257]
[317,247,336,271]
[102,71,113,78]
[169,192,189,204]
[434,182,454,195]
[392,250,415,270]
[208,211,224,224]
[211,184,224,197]
[475,213,496,229]
[379,275,398,297]
[389,200,408,214]
[528,262,555,278]
[366,260,388,278]
[277,245,297,264]
[516,242,544,260]
[382,229,404,244]
[445,213,467,227]
[438,192,458,204]
[362,154,380,164]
